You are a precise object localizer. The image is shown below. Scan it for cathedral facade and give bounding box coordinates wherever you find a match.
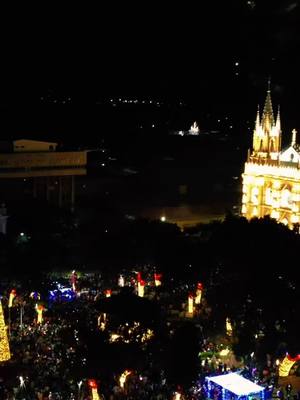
[241,87,300,228]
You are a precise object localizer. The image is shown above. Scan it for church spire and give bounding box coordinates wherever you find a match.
[291,129,297,147]
[275,105,281,131]
[255,105,260,131]
[261,82,275,129]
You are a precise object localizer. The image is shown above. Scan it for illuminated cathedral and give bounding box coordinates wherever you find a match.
[241,85,300,228]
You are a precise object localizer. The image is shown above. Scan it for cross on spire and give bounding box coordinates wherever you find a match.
[292,129,297,146]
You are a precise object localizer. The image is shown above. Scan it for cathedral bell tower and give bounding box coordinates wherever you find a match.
[252,83,281,161]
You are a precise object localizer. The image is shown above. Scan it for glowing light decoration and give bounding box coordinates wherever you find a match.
[36,304,45,324]
[195,282,203,304]
[206,373,264,397]
[105,289,112,298]
[30,292,40,301]
[138,280,145,297]
[119,370,131,389]
[136,272,142,283]
[0,299,11,362]
[279,354,300,377]
[154,273,162,287]
[226,317,233,336]
[118,275,125,287]
[188,294,194,315]
[70,270,78,292]
[174,392,182,400]
[8,289,16,308]
[88,379,100,400]
[219,348,230,357]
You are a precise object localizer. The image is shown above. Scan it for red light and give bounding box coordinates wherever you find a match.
[287,354,300,362]
[88,379,98,389]
[137,272,142,282]
[197,282,203,290]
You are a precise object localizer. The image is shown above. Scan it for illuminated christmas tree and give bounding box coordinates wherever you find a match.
[0,299,11,362]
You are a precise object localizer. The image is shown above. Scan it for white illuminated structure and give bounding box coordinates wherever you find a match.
[206,373,265,400]
[241,84,300,228]
[189,121,200,135]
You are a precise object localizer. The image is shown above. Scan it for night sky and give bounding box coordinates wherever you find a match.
[0,1,299,138]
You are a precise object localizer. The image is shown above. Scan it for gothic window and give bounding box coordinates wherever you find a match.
[270,139,275,152]
[260,139,263,150]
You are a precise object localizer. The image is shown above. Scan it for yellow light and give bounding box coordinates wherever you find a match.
[174,392,182,400]
[188,295,194,315]
[241,204,247,214]
[242,194,248,203]
[226,317,232,336]
[137,282,144,297]
[279,356,296,377]
[8,290,16,308]
[36,304,45,324]
[195,288,202,305]
[219,348,230,357]
[252,207,258,216]
[91,388,100,400]
[119,370,131,388]
[0,299,11,362]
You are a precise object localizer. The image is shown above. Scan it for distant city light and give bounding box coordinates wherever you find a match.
[160,216,166,222]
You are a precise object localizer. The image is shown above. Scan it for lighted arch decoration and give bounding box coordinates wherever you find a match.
[279,354,300,377]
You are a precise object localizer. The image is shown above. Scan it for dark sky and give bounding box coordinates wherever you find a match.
[0,1,299,128]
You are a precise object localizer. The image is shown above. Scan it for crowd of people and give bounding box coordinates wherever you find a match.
[0,269,298,399]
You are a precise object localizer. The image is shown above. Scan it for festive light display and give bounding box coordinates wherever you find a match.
[30,292,40,301]
[206,373,264,398]
[88,379,100,400]
[154,273,162,287]
[226,318,233,336]
[138,280,145,297]
[98,313,107,331]
[0,299,11,362]
[188,294,194,315]
[118,275,125,287]
[70,270,78,292]
[174,392,182,400]
[195,282,203,304]
[105,289,112,298]
[36,304,45,324]
[279,354,300,377]
[241,88,300,228]
[8,289,17,308]
[119,370,131,388]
